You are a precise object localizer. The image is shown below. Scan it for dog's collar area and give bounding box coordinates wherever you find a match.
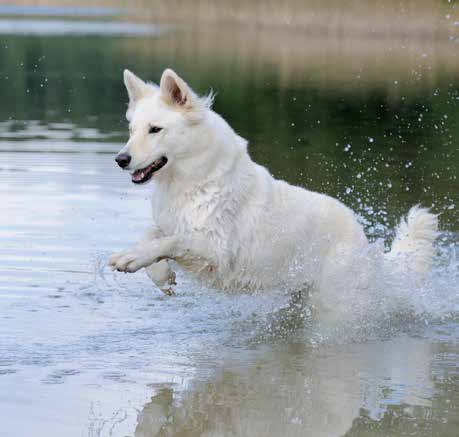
[131,157,168,184]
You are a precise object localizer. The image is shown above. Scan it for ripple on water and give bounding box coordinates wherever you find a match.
[42,368,82,385]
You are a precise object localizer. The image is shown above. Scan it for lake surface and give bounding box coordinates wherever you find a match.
[0,10,458,437]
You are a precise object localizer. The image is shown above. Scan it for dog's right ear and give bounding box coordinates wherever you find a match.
[124,69,151,120]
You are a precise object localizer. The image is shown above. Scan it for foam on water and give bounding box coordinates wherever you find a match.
[91,229,459,352]
[165,228,458,348]
[306,235,458,345]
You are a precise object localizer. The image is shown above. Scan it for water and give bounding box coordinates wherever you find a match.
[0,9,458,437]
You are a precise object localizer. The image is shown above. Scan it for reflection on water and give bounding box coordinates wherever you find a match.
[0,9,458,437]
[135,336,458,437]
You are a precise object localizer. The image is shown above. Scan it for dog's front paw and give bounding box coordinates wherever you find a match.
[145,259,177,295]
[108,251,124,268]
[109,248,153,273]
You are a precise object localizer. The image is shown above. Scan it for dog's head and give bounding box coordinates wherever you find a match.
[115,68,215,185]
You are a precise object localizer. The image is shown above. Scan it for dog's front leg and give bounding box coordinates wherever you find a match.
[109,226,171,269]
[138,226,164,245]
[109,236,177,273]
[138,228,177,293]
[109,226,163,263]
[145,259,176,295]
[109,233,214,274]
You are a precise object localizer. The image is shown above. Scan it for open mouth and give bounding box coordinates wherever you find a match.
[131,157,168,184]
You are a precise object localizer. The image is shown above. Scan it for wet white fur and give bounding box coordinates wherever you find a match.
[386,205,439,273]
[109,69,438,293]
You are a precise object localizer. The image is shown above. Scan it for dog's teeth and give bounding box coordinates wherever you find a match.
[141,172,145,178]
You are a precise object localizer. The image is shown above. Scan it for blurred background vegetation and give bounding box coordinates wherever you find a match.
[8,0,459,37]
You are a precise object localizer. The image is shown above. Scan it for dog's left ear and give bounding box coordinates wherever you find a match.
[160,69,196,109]
[124,69,152,120]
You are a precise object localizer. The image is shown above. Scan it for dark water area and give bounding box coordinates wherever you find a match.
[0,30,457,229]
[0,13,458,437]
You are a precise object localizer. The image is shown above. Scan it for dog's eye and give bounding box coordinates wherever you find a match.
[149,126,163,134]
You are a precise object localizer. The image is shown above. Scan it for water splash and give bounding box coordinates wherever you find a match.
[256,233,459,346]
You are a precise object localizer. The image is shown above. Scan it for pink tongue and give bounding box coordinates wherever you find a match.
[132,163,153,181]
[132,171,143,182]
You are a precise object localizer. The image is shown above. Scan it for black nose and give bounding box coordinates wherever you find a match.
[115,153,131,169]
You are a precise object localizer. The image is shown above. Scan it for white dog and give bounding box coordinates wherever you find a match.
[109,69,438,294]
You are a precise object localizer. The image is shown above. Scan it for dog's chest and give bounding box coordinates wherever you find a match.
[151,190,219,236]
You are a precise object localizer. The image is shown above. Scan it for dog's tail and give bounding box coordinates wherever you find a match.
[385,205,439,274]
